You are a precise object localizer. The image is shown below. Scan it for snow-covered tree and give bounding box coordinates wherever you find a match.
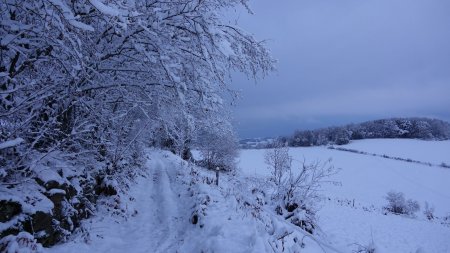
[0,0,275,175]
[196,119,239,171]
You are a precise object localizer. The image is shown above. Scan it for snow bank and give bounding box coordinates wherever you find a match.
[0,182,54,215]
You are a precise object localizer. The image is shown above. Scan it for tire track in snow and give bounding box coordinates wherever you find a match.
[147,155,187,252]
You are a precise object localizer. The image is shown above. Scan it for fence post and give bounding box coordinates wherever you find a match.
[215,167,220,186]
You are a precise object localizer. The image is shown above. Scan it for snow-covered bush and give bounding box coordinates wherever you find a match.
[0,232,43,253]
[406,199,421,215]
[441,162,450,169]
[442,214,450,227]
[384,191,420,216]
[272,158,337,234]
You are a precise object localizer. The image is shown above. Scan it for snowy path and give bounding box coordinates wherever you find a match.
[48,151,187,253]
[147,158,187,252]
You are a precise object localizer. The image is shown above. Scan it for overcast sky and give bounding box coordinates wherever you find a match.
[227,0,450,138]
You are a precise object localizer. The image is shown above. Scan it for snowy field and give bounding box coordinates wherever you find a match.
[238,139,450,252]
[343,139,450,165]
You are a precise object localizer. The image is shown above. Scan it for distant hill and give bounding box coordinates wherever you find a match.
[282,117,450,147]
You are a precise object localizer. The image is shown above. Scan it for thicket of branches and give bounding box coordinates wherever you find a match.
[0,0,275,176]
[264,144,337,234]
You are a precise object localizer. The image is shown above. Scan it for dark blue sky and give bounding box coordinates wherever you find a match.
[227,0,450,138]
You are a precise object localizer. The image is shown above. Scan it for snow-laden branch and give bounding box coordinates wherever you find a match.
[48,0,95,31]
[0,138,24,150]
[89,0,126,17]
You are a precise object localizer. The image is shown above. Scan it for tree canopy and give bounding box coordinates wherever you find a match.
[1,0,275,172]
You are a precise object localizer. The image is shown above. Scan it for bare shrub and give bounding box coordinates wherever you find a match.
[264,144,339,234]
[442,214,450,226]
[264,143,292,185]
[273,156,338,234]
[441,162,450,169]
[384,191,420,216]
[281,158,336,207]
[353,242,377,253]
[424,202,435,220]
[352,231,377,253]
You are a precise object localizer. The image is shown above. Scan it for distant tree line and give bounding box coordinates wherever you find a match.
[282,118,450,147]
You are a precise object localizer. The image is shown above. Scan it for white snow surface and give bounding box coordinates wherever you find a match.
[239,140,450,216]
[45,140,450,253]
